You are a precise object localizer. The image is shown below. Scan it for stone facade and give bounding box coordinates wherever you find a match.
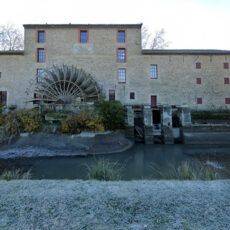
[0,23,229,110]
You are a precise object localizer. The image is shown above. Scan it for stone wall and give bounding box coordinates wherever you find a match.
[183,125,230,145]
[0,24,229,111]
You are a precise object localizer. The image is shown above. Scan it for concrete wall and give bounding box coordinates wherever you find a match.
[0,24,229,110]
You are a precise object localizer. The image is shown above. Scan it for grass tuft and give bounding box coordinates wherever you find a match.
[0,168,32,181]
[150,160,218,180]
[86,159,122,181]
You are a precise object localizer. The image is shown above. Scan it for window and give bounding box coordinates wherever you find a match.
[196,97,202,104]
[150,65,158,79]
[196,62,201,69]
[130,92,135,100]
[109,90,115,101]
[117,30,125,43]
[225,98,230,104]
[117,48,126,63]
[224,78,230,84]
[0,91,7,106]
[151,95,157,107]
[36,68,45,82]
[196,78,201,84]
[37,48,45,63]
[37,31,45,43]
[223,62,229,69]
[80,30,88,43]
[118,68,126,83]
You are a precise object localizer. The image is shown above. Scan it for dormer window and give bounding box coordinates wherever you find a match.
[80,30,88,43]
[37,31,45,43]
[117,30,125,43]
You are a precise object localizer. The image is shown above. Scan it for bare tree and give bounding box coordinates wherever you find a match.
[142,26,170,49]
[0,24,24,51]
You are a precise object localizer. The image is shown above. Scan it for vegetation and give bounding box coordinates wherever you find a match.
[150,161,218,180]
[191,110,230,121]
[8,105,17,111]
[0,104,4,127]
[86,159,122,181]
[0,23,23,51]
[16,109,43,132]
[60,111,104,134]
[0,169,32,181]
[4,112,20,135]
[45,111,68,121]
[0,109,43,137]
[0,100,125,137]
[96,100,125,130]
[0,114,4,127]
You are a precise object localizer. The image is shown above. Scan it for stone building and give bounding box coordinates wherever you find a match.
[0,23,229,111]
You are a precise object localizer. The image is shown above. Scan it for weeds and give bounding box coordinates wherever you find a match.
[86,159,122,181]
[149,160,218,180]
[0,168,32,181]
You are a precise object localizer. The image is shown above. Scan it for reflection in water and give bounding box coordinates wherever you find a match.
[0,144,230,180]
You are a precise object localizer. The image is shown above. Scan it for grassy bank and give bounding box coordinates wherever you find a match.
[0,180,229,229]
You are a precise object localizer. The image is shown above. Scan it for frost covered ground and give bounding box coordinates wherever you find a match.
[0,180,229,229]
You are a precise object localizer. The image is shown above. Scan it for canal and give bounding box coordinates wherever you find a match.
[0,144,229,180]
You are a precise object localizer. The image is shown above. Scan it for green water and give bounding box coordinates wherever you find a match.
[1,144,230,180]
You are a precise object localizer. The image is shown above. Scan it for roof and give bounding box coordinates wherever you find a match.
[23,23,142,29]
[0,50,24,55]
[142,49,230,55]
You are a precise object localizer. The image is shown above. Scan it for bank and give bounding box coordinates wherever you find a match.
[0,180,229,229]
[0,132,133,159]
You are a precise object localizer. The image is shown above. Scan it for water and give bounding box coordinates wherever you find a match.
[1,144,229,180]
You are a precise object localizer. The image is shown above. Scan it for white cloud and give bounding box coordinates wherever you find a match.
[0,0,229,49]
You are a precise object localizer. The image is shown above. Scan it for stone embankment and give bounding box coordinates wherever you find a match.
[183,124,230,145]
[0,132,133,159]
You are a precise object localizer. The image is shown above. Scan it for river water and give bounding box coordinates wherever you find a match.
[1,144,229,180]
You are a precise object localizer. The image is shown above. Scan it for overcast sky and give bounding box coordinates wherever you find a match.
[1,0,230,49]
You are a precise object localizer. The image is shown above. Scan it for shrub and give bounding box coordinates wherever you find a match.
[60,111,104,134]
[0,104,4,114]
[0,115,4,127]
[45,112,68,122]
[4,112,20,135]
[8,105,17,111]
[0,169,32,181]
[191,110,230,121]
[86,159,121,181]
[16,109,43,132]
[150,161,218,180]
[96,100,125,130]
[3,109,43,135]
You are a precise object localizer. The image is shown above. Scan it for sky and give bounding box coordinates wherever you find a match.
[1,0,230,49]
